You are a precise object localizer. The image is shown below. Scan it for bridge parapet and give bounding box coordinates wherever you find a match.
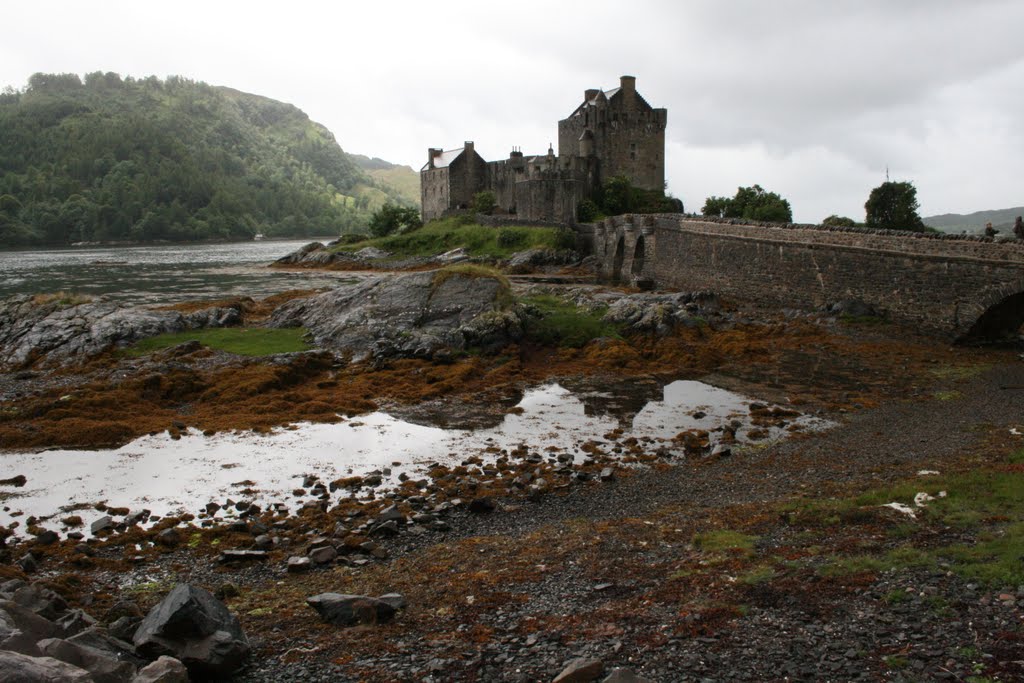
[590,214,1024,341]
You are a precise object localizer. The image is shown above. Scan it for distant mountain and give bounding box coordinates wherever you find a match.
[351,154,420,207]
[923,207,1024,234]
[0,72,414,246]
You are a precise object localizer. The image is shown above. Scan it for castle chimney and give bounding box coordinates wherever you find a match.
[427,147,442,169]
[584,88,599,101]
[620,75,636,93]
[464,141,474,155]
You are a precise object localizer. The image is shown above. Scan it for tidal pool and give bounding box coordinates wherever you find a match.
[0,380,830,534]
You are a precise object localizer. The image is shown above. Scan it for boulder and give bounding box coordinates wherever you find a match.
[132,584,249,678]
[553,657,605,683]
[0,599,63,655]
[11,584,68,621]
[38,637,137,683]
[268,270,522,361]
[0,294,241,368]
[306,593,396,627]
[131,656,188,683]
[0,650,94,682]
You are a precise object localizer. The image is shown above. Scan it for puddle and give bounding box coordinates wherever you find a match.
[0,380,831,535]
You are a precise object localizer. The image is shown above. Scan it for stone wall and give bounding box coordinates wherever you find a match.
[591,215,1024,340]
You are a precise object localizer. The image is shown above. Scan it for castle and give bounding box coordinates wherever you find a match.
[420,75,667,225]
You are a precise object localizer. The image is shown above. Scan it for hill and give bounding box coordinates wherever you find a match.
[923,206,1024,234]
[351,154,421,207]
[0,72,414,246]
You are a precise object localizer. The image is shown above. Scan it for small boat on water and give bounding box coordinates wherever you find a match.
[253,233,265,241]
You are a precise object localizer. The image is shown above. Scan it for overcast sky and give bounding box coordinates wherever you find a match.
[3,0,1022,223]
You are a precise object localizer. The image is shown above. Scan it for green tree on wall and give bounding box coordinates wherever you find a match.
[822,214,857,227]
[864,181,926,231]
[702,185,792,223]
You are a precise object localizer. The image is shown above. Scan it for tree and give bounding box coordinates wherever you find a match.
[472,190,496,215]
[368,203,422,237]
[864,181,926,231]
[702,185,792,223]
[822,214,857,227]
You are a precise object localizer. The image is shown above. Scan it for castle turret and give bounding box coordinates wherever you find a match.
[584,88,600,102]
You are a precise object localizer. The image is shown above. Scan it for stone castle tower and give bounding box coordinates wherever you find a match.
[421,75,666,224]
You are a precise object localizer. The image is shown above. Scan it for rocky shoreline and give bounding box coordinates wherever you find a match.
[1,250,1022,682]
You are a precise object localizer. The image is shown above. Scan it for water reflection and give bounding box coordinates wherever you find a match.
[0,381,830,532]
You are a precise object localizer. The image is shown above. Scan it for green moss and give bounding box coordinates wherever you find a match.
[126,327,310,357]
[933,390,962,401]
[330,217,573,259]
[522,294,621,348]
[693,530,758,556]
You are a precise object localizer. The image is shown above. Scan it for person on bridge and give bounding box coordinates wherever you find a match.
[984,222,998,238]
[1014,216,1023,240]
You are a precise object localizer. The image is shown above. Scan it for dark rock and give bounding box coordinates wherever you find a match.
[602,668,654,683]
[0,598,63,655]
[468,497,496,514]
[91,516,114,535]
[553,657,605,683]
[108,616,140,642]
[133,584,250,678]
[218,549,268,564]
[600,467,615,482]
[17,553,38,573]
[155,529,180,547]
[308,546,338,564]
[371,520,400,537]
[306,593,396,627]
[67,626,144,668]
[38,636,137,683]
[0,474,27,487]
[0,650,93,681]
[377,593,407,611]
[56,609,98,637]
[286,556,312,573]
[11,583,68,620]
[34,529,59,545]
[132,655,189,682]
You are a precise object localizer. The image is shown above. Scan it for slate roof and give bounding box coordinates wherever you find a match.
[421,147,464,172]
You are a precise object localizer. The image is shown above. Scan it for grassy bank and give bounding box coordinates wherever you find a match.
[332,218,576,260]
[126,327,310,357]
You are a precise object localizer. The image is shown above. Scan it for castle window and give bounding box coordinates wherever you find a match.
[630,152,636,160]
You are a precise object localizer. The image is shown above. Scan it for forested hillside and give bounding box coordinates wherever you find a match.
[350,154,420,207]
[0,72,413,246]
[923,206,1024,234]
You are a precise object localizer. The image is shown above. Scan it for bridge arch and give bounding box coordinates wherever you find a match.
[631,235,646,276]
[611,235,626,283]
[958,289,1024,345]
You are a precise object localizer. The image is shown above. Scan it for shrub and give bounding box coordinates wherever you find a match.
[497,227,529,249]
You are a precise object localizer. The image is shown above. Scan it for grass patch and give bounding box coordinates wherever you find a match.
[330,217,575,259]
[126,327,310,357]
[31,291,93,308]
[933,390,962,401]
[738,565,777,585]
[693,530,758,556]
[522,294,621,348]
[798,464,1024,586]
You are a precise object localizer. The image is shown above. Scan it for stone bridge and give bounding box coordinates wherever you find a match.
[580,215,1024,343]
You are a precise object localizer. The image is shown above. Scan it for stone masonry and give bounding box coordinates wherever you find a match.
[586,215,1024,342]
[421,76,666,225]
